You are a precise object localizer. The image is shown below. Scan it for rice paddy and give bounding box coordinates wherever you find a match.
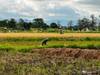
[0,32,100,75]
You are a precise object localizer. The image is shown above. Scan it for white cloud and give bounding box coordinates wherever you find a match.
[70,0,100,17]
[0,0,100,25]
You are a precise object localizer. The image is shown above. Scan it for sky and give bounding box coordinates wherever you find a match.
[0,0,100,25]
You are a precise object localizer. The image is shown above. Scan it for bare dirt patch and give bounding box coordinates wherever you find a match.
[0,48,100,64]
[32,48,100,60]
[0,48,100,75]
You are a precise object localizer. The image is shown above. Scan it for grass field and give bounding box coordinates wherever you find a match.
[0,33,100,75]
[0,33,100,52]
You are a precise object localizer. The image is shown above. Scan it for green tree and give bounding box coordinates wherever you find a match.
[17,18,25,30]
[32,18,43,28]
[67,20,73,31]
[7,18,17,29]
[32,18,49,30]
[23,22,31,30]
[78,18,90,31]
[0,19,8,28]
[50,22,58,28]
[90,15,97,30]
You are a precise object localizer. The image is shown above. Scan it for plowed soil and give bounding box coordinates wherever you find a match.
[0,48,100,75]
[33,48,100,60]
[0,48,100,64]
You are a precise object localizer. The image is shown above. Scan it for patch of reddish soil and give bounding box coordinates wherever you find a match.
[33,48,100,60]
[1,48,100,64]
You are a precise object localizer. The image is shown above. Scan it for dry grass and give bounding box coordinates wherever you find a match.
[0,48,100,75]
[0,33,100,38]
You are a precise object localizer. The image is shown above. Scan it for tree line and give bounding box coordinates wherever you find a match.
[0,15,100,32]
[0,18,60,31]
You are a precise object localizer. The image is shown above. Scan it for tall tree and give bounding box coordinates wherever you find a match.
[32,18,43,28]
[8,18,16,29]
[32,18,48,29]
[67,20,73,31]
[77,18,90,31]
[17,18,25,30]
[90,15,97,30]
[50,22,58,28]
[23,22,31,30]
[0,19,8,28]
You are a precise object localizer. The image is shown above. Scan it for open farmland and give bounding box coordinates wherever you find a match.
[0,33,100,38]
[0,33,100,75]
[1,0,100,74]
[0,33,100,51]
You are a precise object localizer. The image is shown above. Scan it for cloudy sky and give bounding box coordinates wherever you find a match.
[0,0,100,25]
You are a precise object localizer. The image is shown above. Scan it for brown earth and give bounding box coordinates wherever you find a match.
[0,48,100,64]
[33,48,100,60]
[0,48,100,75]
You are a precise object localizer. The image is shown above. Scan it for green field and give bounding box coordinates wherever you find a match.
[0,33,100,75]
[0,37,100,52]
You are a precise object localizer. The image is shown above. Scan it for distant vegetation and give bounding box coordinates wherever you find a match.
[0,15,100,32]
